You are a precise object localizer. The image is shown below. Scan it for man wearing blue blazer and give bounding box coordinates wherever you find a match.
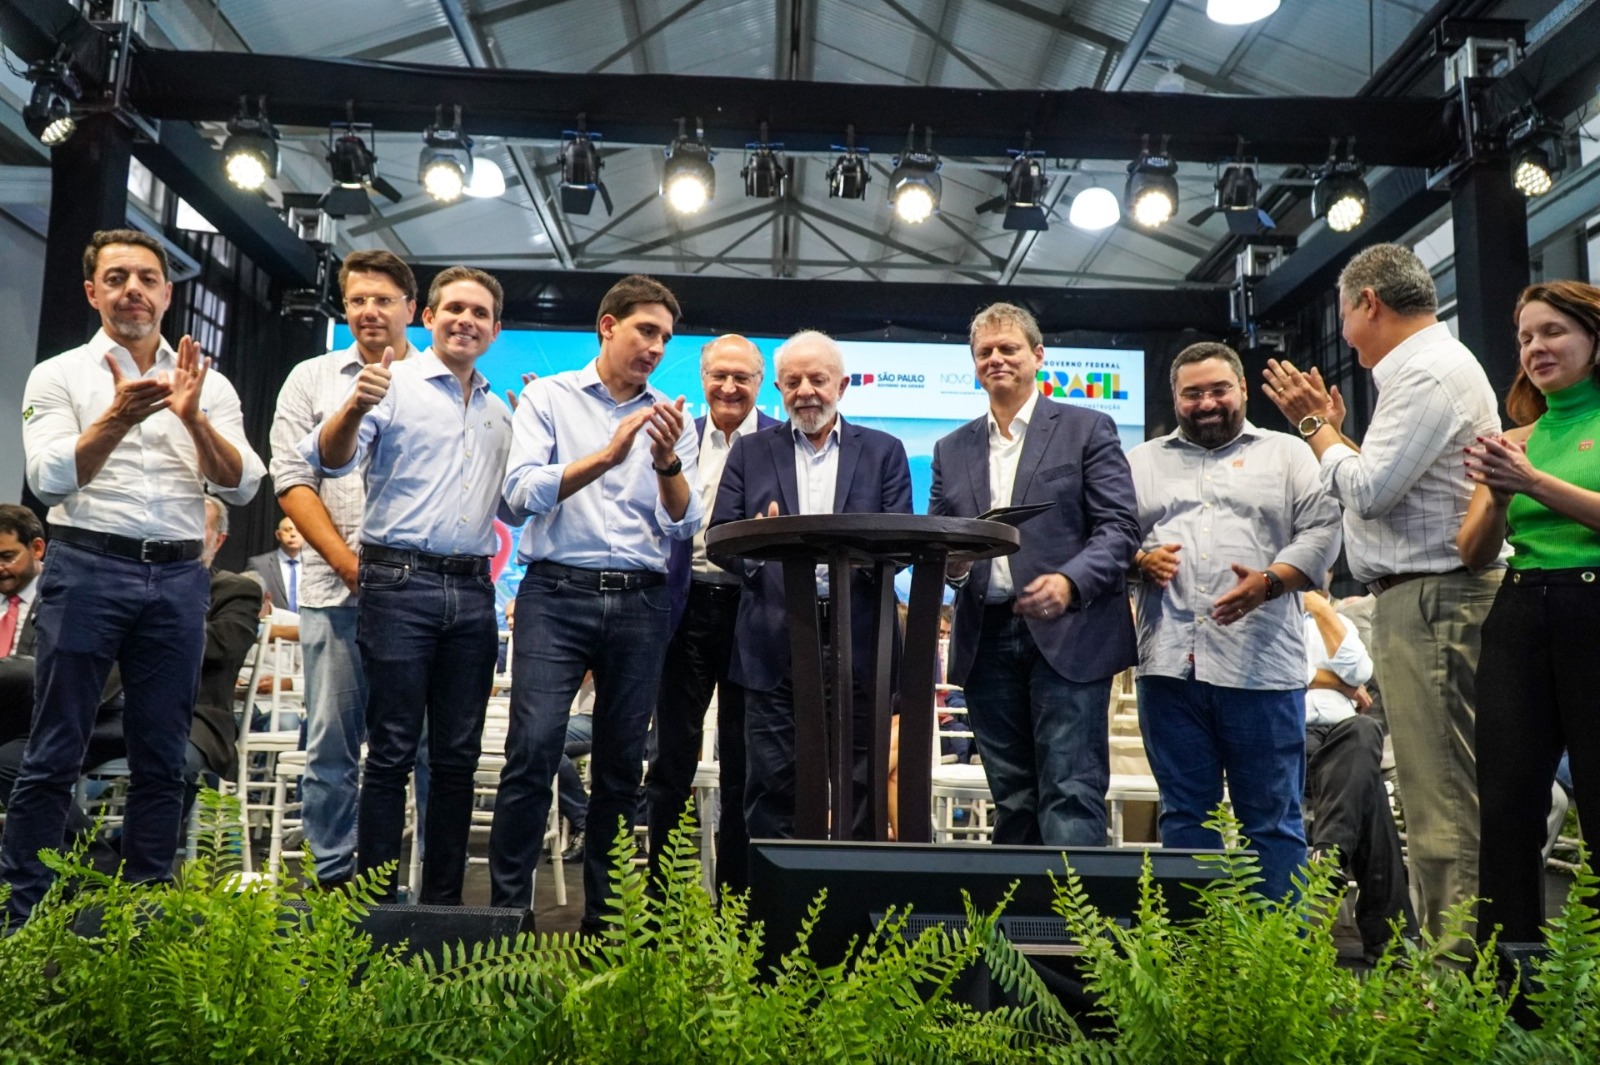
[712,330,913,841]
[649,335,778,891]
[929,302,1140,847]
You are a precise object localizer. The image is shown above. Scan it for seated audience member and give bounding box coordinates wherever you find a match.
[1459,280,1600,946]
[1302,587,1417,960]
[248,515,304,618]
[0,498,262,856]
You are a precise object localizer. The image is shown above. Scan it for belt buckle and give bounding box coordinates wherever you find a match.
[139,540,161,563]
[599,571,627,592]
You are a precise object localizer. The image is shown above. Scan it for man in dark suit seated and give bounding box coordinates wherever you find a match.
[929,302,1141,847]
[0,497,263,859]
[711,330,913,840]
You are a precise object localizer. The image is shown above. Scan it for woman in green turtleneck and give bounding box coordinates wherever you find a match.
[1458,280,1600,947]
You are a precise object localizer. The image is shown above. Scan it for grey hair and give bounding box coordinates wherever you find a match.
[773,329,845,379]
[1169,341,1246,392]
[969,302,1043,353]
[203,496,229,538]
[1338,243,1437,317]
[699,334,765,378]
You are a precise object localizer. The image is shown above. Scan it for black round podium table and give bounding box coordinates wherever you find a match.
[707,514,1018,843]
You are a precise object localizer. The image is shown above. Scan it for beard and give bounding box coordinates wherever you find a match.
[790,399,837,436]
[1178,405,1244,449]
[107,305,157,342]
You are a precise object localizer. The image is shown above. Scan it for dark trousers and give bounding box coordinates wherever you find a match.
[963,607,1111,847]
[488,569,671,933]
[646,580,747,888]
[355,560,497,905]
[0,542,207,922]
[1477,570,1600,945]
[1305,714,1417,954]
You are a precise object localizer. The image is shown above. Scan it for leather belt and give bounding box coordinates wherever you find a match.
[689,579,742,601]
[1508,567,1599,586]
[53,525,203,564]
[528,559,664,591]
[361,544,488,577]
[1366,567,1467,596]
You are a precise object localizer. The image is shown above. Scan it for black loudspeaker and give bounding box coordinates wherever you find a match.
[279,901,534,962]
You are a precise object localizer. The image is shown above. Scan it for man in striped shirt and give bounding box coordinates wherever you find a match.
[1262,243,1504,954]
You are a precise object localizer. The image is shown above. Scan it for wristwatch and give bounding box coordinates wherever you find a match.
[652,454,683,477]
[1262,570,1285,601]
[1297,414,1328,438]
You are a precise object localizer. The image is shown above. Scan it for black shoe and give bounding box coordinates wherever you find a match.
[557,832,585,864]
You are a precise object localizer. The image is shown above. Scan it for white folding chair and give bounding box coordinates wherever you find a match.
[689,696,720,896]
[233,629,303,874]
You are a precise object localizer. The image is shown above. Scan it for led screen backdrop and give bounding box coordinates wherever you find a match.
[328,324,1145,607]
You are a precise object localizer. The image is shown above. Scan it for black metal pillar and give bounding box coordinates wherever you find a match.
[36,112,133,365]
[1450,161,1529,408]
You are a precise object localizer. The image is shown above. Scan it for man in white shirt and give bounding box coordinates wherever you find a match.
[1262,242,1503,950]
[2,228,264,924]
[649,335,776,892]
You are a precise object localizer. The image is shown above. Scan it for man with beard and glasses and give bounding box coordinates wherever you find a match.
[928,302,1140,847]
[269,249,426,891]
[304,265,512,906]
[1127,342,1341,903]
[3,229,264,925]
[711,330,912,842]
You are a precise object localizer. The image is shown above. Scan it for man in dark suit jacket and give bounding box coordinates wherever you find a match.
[929,302,1140,846]
[247,516,302,613]
[649,335,778,891]
[712,330,913,841]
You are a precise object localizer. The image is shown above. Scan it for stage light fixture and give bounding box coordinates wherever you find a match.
[1068,186,1119,230]
[1206,0,1280,25]
[888,124,942,224]
[419,105,473,204]
[221,96,279,192]
[662,118,715,214]
[742,125,787,199]
[1507,115,1564,198]
[1194,151,1273,235]
[23,61,80,147]
[976,141,1050,231]
[1125,135,1178,228]
[559,117,613,215]
[321,117,402,218]
[1311,140,1368,233]
[827,125,870,199]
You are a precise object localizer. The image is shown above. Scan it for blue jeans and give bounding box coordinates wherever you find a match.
[1,542,208,922]
[355,560,497,905]
[558,713,593,832]
[298,605,365,882]
[962,609,1111,847]
[488,570,671,932]
[1137,674,1307,903]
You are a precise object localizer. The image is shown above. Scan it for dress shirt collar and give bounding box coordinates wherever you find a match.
[576,357,660,408]
[1160,418,1268,453]
[333,340,423,374]
[707,406,761,448]
[1371,320,1451,389]
[415,347,490,397]
[15,573,38,609]
[89,327,176,375]
[985,387,1039,441]
[792,416,844,453]
[277,549,298,566]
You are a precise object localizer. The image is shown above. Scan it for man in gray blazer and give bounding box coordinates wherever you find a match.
[929,303,1140,846]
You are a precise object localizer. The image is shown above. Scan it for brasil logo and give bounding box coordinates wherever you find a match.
[1033,370,1128,400]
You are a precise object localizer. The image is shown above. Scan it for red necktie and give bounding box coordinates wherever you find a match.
[0,595,19,657]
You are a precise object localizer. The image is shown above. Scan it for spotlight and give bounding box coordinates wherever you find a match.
[1507,115,1564,198]
[976,144,1050,232]
[742,125,786,199]
[22,61,79,147]
[1206,0,1280,25]
[827,125,870,199]
[1125,135,1178,228]
[1190,151,1273,235]
[888,124,941,224]
[1311,140,1368,233]
[662,118,715,214]
[559,117,613,216]
[419,105,472,204]
[221,96,279,192]
[320,119,402,218]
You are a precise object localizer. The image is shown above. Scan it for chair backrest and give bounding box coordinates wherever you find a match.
[234,621,273,779]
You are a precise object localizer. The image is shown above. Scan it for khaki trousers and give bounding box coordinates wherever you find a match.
[1370,568,1501,953]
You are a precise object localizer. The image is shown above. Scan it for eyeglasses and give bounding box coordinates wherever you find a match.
[1177,383,1237,403]
[704,371,758,387]
[344,295,404,310]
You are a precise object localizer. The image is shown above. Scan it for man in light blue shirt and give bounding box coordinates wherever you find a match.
[490,274,701,932]
[303,265,513,906]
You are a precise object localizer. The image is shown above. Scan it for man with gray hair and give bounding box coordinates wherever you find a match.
[1129,341,1342,903]
[648,335,777,890]
[1263,242,1502,949]
[932,301,1140,847]
[711,330,912,840]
